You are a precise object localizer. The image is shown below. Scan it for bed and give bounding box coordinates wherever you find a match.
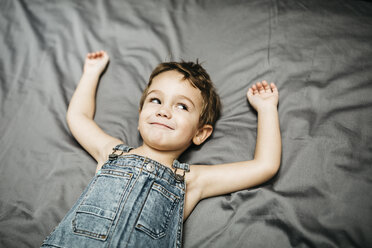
[1,0,372,247]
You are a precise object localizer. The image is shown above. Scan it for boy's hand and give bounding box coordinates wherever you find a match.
[83,51,109,75]
[247,81,279,111]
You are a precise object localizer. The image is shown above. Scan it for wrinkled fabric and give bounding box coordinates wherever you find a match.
[0,0,372,247]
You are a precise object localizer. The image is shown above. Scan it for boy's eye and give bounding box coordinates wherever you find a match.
[177,103,188,111]
[150,98,161,104]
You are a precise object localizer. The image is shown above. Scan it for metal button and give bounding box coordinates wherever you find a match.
[146,163,155,172]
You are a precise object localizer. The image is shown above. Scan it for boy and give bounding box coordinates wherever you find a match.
[42,51,281,247]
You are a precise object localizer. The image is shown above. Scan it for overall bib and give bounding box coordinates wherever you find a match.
[42,144,189,248]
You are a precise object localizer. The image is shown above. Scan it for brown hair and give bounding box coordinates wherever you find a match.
[139,61,221,127]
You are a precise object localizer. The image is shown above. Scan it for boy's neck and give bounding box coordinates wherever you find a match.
[130,144,184,168]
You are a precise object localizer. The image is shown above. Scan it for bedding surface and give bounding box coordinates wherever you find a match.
[1,0,372,247]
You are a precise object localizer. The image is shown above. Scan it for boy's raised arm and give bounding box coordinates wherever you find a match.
[66,51,123,167]
[190,81,281,199]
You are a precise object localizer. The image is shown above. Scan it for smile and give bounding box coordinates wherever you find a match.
[150,122,175,130]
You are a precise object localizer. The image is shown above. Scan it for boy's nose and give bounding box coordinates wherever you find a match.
[156,106,172,118]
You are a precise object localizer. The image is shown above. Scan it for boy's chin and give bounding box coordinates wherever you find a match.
[145,140,192,153]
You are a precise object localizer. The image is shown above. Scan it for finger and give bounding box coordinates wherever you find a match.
[271,82,278,94]
[257,82,265,93]
[252,84,258,94]
[262,81,271,92]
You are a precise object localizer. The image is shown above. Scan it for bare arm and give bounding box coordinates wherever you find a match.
[66,51,122,169]
[188,81,281,200]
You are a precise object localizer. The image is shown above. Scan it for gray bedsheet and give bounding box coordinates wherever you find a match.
[1,0,372,247]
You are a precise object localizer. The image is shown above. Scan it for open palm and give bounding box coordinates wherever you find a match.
[247,81,279,111]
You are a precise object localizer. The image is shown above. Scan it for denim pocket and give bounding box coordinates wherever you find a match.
[135,182,180,239]
[72,169,132,241]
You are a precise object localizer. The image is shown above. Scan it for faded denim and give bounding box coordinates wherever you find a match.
[41,144,188,248]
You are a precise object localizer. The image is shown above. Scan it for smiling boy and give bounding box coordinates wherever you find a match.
[136,69,216,166]
[42,51,281,248]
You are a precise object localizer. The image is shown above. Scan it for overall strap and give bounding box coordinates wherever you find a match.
[108,144,133,161]
[113,144,133,153]
[172,160,190,172]
[172,160,190,182]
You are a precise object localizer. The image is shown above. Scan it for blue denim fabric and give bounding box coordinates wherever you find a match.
[41,145,188,248]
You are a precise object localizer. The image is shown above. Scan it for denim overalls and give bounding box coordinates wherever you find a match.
[41,144,189,248]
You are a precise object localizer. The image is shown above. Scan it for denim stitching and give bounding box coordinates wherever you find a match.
[107,159,145,248]
[72,170,133,241]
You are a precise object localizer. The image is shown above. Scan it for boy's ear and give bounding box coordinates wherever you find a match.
[193,124,213,145]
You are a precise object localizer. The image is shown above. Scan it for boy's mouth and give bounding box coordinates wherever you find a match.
[150,122,175,130]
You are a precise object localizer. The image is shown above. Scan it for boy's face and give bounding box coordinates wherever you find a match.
[138,70,205,152]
